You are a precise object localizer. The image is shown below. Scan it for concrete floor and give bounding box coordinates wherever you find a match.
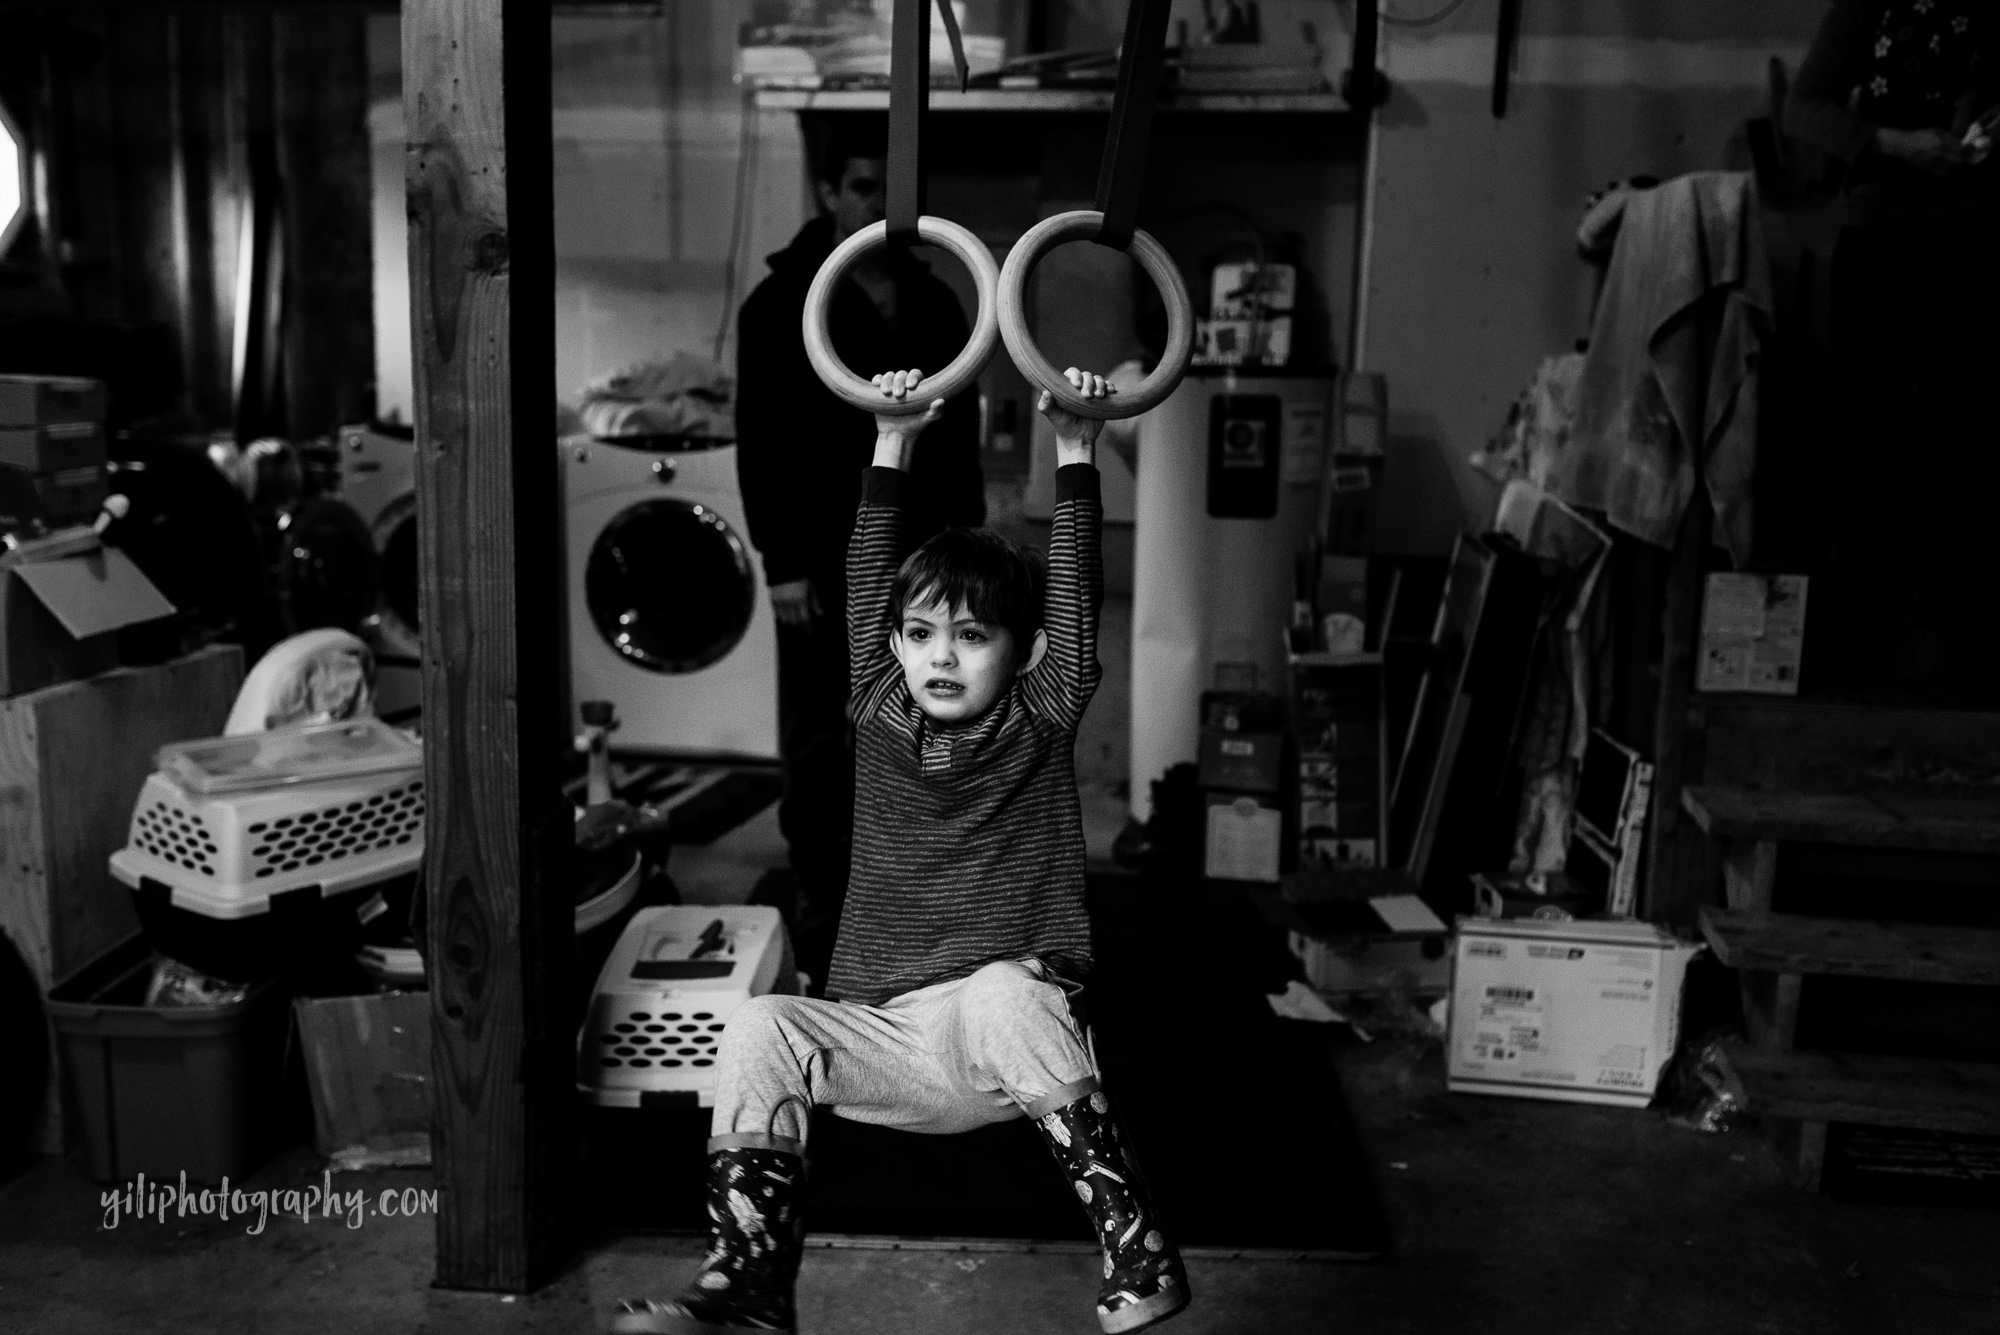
[10,739,1997,1332]
[5,1029,1997,1335]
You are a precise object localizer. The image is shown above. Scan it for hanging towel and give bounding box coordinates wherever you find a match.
[1552,171,1770,565]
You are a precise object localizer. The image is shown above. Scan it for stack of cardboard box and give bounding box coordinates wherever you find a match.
[1198,708,1287,883]
[1287,654,1386,871]
[0,375,175,698]
[0,375,109,527]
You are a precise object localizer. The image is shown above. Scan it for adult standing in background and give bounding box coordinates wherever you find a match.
[735,123,985,991]
[1788,0,1998,690]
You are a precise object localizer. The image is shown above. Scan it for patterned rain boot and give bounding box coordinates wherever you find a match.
[1033,1088,1190,1334]
[610,1140,807,1334]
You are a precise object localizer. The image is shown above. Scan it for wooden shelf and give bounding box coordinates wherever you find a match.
[752,87,1348,114]
[1682,784,2000,856]
[1720,1043,2000,1138]
[1699,907,2000,987]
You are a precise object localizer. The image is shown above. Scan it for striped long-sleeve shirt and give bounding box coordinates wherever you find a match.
[824,463,1103,1006]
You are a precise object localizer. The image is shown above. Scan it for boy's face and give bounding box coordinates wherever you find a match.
[892,598,1023,726]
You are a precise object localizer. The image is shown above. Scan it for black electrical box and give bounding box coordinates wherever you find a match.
[1206,394,1281,519]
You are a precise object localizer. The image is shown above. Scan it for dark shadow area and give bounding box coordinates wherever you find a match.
[584,874,1390,1255]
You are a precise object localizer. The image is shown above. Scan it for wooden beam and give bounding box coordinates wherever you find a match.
[1641,498,1711,924]
[405,0,571,1292]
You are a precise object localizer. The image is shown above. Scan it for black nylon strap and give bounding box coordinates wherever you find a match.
[935,0,970,92]
[887,0,931,245]
[1092,0,1174,251]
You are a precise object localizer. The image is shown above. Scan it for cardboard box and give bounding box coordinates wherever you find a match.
[1697,573,1808,695]
[1315,555,1370,652]
[0,422,106,475]
[1204,792,1282,882]
[294,990,433,1165]
[1446,917,1699,1108]
[1,532,176,697]
[1197,727,1285,794]
[0,374,107,427]
[1293,933,1450,994]
[1318,454,1384,556]
[1334,371,1386,456]
[34,465,108,524]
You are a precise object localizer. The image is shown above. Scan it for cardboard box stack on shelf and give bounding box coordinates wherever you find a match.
[0,375,109,527]
[1287,652,1387,872]
[0,374,174,700]
[1198,694,1288,883]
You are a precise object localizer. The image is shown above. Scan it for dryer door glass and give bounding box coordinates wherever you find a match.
[586,498,755,674]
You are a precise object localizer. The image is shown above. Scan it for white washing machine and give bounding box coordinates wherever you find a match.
[562,438,778,760]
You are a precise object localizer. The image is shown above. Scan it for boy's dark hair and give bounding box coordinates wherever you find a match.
[889,528,1045,648]
[816,120,888,189]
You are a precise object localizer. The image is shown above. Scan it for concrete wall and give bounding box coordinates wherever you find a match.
[1360,0,1828,554]
[369,10,810,420]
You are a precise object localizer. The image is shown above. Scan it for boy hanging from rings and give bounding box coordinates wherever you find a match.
[613,366,1189,1335]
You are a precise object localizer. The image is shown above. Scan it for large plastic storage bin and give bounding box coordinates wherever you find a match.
[45,933,292,1183]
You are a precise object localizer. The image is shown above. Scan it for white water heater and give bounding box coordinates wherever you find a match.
[1128,369,1332,823]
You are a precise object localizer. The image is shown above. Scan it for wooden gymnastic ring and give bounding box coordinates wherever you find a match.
[801,217,1001,415]
[997,210,1194,421]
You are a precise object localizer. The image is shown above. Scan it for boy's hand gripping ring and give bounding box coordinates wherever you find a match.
[997,210,1195,421]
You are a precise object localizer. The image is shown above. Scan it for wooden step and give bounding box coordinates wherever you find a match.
[1683,785,2000,856]
[1699,907,2000,986]
[1719,1043,2000,1137]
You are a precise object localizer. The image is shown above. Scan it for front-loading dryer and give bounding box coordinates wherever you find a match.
[562,437,778,760]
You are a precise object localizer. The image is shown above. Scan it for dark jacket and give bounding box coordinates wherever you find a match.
[734,213,985,595]
[1788,0,2000,231]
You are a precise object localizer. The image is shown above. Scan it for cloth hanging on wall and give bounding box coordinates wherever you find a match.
[1550,171,1771,567]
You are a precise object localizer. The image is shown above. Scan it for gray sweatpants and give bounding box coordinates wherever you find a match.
[709,959,1099,1149]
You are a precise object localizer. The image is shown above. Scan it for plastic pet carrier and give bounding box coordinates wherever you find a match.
[578,905,793,1109]
[107,719,424,982]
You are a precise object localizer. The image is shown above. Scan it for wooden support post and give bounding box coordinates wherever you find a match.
[1740,970,1803,1049]
[405,0,571,1292]
[1721,838,1778,912]
[1642,499,1711,924]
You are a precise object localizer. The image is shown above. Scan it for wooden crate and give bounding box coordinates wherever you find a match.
[0,645,244,1153]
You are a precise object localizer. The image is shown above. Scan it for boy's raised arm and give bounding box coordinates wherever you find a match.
[846,372,946,714]
[1020,370,1109,731]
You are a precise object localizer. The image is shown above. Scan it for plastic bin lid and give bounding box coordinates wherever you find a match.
[155,717,421,795]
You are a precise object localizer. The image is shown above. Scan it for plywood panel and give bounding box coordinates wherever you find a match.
[0,645,243,1155]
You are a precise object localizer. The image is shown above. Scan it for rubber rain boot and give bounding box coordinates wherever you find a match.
[610,1140,807,1334]
[1033,1088,1190,1333]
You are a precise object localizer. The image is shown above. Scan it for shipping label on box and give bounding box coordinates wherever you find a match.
[1697,573,1808,695]
[1447,917,1698,1108]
